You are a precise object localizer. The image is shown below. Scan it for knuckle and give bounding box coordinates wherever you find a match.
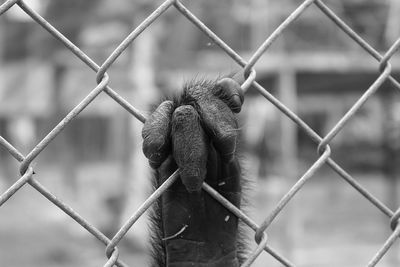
[173,105,197,118]
[141,100,175,167]
[215,78,244,113]
[142,137,170,169]
[229,94,242,113]
[172,105,208,192]
[172,105,199,129]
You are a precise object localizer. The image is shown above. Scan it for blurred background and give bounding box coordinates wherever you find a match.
[1,0,400,266]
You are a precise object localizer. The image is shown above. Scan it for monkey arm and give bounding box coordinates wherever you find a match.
[143,77,244,267]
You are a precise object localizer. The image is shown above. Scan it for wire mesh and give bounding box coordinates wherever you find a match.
[1,0,400,266]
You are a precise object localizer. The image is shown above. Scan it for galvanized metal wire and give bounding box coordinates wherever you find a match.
[1,0,400,266]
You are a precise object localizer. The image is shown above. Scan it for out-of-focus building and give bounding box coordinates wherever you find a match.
[2,0,398,182]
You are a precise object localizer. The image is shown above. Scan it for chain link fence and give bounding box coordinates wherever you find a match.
[1,0,400,266]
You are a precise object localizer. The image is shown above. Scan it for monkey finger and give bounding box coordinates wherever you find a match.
[213,77,244,113]
[172,105,209,192]
[142,100,175,169]
[197,97,238,163]
[205,144,240,194]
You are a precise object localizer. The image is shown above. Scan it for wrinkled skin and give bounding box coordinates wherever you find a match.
[142,77,244,267]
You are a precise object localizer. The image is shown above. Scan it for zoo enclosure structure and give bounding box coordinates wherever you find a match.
[1,0,400,266]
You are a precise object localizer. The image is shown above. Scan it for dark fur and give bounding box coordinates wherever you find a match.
[148,163,251,267]
[149,170,166,267]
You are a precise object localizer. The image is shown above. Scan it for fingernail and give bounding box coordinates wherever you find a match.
[229,94,242,113]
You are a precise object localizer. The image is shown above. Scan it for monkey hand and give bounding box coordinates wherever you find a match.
[142,77,244,267]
